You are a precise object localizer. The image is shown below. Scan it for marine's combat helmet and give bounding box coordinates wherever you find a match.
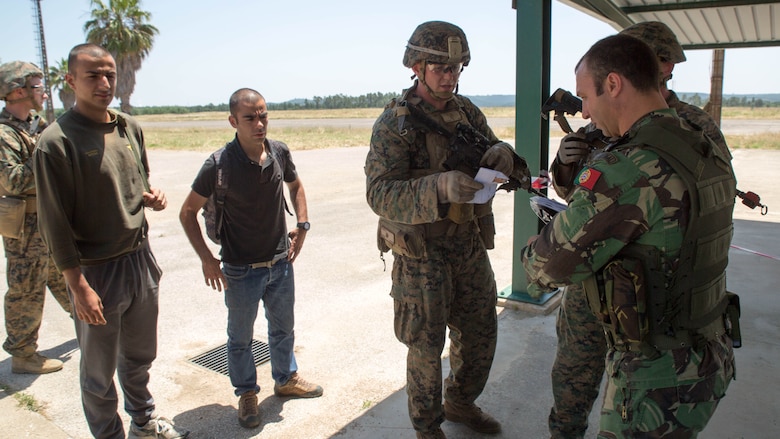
[0,61,44,100]
[403,21,471,68]
[620,21,686,64]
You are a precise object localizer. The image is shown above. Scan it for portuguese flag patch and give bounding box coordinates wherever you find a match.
[577,168,602,190]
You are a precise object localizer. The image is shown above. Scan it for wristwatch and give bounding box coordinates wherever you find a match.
[296,221,311,231]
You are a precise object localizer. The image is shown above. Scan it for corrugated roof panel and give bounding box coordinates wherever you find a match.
[754,3,780,41]
[558,0,780,48]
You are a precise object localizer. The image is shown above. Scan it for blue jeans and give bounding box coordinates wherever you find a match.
[223,259,297,396]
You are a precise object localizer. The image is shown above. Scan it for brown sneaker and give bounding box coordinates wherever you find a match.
[273,372,323,398]
[443,400,501,434]
[237,390,260,428]
[11,353,63,374]
[416,428,447,438]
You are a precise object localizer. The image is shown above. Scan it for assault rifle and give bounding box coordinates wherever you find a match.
[402,102,542,196]
[541,88,608,147]
[541,88,582,134]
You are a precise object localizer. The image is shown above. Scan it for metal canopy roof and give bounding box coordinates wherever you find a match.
[558,0,780,49]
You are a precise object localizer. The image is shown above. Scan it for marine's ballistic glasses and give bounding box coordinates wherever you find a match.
[425,62,464,75]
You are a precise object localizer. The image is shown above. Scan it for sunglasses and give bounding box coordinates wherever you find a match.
[426,62,464,75]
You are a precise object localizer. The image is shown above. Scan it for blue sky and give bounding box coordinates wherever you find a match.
[2,0,778,109]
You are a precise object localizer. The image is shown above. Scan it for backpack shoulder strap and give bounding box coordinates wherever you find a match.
[210,143,232,241]
[213,143,230,204]
[265,139,293,217]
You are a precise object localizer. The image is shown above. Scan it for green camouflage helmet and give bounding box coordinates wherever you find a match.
[620,21,686,64]
[0,61,43,100]
[403,21,471,68]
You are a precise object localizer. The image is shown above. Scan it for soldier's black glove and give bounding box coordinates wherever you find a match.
[557,132,590,165]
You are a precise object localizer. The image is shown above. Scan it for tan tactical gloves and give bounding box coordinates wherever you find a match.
[481,142,532,191]
[437,170,483,204]
[480,142,515,177]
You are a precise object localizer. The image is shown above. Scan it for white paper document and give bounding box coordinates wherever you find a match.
[469,168,508,204]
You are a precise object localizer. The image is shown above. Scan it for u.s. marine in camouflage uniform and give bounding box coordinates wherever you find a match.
[365,21,530,439]
[545,22,735,439]
[0,61,72,375]
[525,34,736,438]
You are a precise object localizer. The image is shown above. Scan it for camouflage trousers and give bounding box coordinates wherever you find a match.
[550,284,607,439]
[391,232,498,433]
[598,335,735,438]
[3,213,72,357]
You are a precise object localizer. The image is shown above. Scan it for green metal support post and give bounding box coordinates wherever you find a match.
[498,0,558,304]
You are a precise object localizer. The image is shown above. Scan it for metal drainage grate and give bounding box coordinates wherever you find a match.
[188,339,270,376]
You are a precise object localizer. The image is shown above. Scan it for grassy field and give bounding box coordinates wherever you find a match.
[140,107,779,152]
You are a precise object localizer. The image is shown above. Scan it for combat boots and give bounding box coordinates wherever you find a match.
[443,400,501,434]
[11,352,63,374]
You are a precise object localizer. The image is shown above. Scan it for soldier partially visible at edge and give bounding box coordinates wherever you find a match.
[545,21,736,439]
[365,21,531,439]
[0,61,72,375]
[33,43,189,439]
[523,33,737,438]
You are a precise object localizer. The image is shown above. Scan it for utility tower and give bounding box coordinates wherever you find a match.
[31,0,55,121]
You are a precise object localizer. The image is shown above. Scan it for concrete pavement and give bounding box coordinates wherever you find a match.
[0,143,777,438]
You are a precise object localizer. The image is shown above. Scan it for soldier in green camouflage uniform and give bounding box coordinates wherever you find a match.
[525,34,736,438]
[546,22,735,439]
[0,61,72,374]
[365,21,530,439]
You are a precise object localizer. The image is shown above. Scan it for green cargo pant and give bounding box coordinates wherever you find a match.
[3,213,71,357]
[549,283,607,438]
[391,231,498,433]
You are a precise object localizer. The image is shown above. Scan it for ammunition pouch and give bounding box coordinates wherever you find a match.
[377,218,427,259]
[725,291,742,348]
[424,218,474,240]
[0,196,27,239]
[583,251,740,357]
[583,256,654,356]
[446,202,474,224]
[474,203,494,249]
[477,214,495,249]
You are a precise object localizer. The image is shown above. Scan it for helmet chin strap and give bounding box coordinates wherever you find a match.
[419,68,455,101]
[4,87,41,111]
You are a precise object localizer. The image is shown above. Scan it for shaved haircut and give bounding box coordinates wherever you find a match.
[67,44,113,73]
[229,88,265,116]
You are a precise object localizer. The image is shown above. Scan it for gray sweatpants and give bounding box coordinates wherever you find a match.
[72,241,162,439]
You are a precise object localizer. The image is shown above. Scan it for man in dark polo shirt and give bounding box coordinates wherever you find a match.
[179,88,322,430]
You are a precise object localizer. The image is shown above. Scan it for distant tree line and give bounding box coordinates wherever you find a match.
[276,92,400,110]
[117,91,401,115]
[680,93,780,108]
[130,103,228,115]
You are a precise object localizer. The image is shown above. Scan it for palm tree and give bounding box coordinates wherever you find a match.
[84,0,158,113]
[48,58,76,110]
